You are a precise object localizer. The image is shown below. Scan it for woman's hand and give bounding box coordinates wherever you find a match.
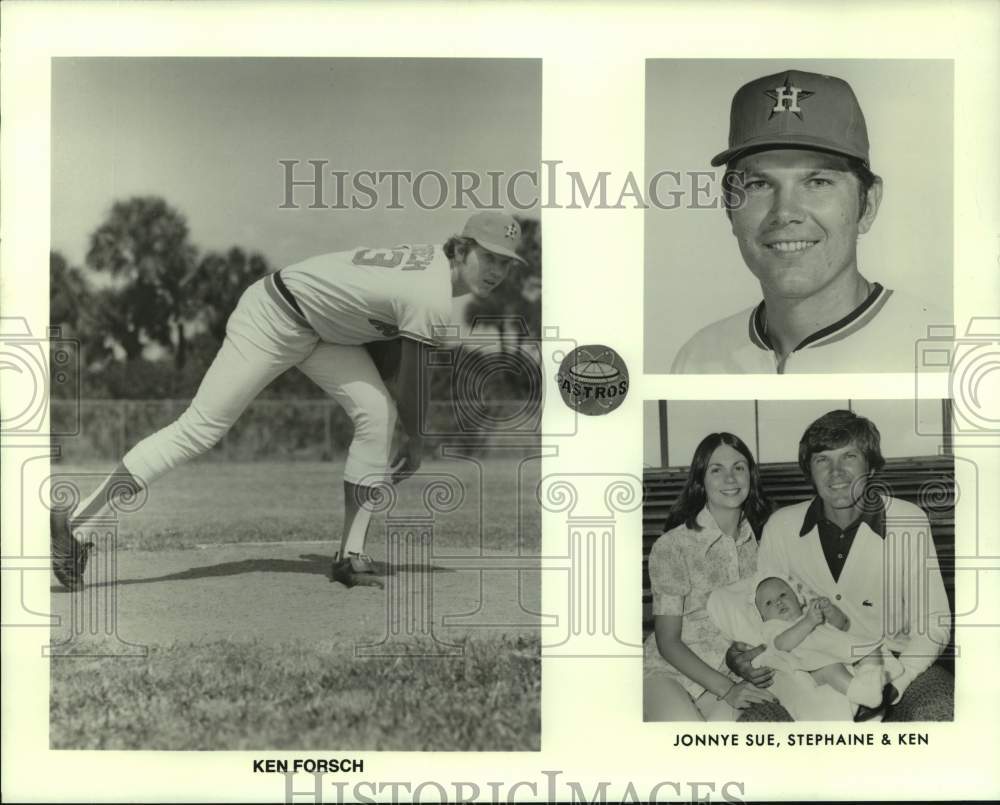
[655,615,748,703]
[725,642,774,688]
[722,680,778,710]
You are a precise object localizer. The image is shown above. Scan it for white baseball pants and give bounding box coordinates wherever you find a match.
[121,276,397,488]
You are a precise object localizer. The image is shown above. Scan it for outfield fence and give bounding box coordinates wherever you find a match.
[50,398,542,463]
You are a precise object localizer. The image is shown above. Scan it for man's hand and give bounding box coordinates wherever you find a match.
[390,435,423,485]
[725,641,774,688]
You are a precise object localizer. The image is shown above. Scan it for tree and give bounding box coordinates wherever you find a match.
[85,197,198,369]
[93,285,145,362]
[189,247,271,343]
[49,250,113,369]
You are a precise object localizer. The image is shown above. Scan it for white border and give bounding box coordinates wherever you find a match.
[3,1,998,802]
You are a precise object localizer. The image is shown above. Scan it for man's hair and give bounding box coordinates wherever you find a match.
[722,150,879,221]
[798,409,886,478]
[443,236,477,262]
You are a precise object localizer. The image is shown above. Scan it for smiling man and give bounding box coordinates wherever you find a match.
[671,70,946,374]
[730,410,954,721]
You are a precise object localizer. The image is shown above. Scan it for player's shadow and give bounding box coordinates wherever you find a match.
[52,552,455,591]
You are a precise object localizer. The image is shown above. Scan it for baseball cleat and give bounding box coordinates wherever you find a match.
[330,552,384,589]
[50,509,95,592]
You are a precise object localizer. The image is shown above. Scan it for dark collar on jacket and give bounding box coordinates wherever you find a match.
[798,493,887,539]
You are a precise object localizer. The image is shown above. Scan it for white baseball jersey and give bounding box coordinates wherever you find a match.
[671,284,951,374]
[756,496,951,684]
[280,244,452,346]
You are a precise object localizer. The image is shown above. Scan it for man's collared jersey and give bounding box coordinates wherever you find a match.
[671,283,950,374]
[280,244,452,347]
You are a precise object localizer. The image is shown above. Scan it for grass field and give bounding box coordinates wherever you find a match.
[57,457,542,553]
[50,457,542,750]
[51,635,540,750]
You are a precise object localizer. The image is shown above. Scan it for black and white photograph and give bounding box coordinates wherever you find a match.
[642,400,955,721]
[45,57,543,750]
[3,2,1000,803]
[644,60,955,374]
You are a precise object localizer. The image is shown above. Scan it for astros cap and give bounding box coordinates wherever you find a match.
[711,70,870,168]
[462,212,527,264]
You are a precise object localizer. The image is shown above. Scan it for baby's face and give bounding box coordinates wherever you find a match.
[755,578,803,621]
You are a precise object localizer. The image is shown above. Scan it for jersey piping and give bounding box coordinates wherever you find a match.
[749,282,890,353]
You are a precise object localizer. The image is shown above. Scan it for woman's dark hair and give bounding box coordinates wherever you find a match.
[798,409,885,478]
[663,432,771,540]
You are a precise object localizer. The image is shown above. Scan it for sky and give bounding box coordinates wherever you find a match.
[52,58,542,272]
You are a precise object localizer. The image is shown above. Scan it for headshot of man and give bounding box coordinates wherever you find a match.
[664,66,952,374]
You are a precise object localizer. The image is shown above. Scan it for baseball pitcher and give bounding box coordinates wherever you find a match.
[51,212,526,591]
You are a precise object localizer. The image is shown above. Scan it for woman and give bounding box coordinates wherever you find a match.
[643,432,774,721]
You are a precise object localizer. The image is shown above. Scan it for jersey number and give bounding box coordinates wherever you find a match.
[353,248,405,268]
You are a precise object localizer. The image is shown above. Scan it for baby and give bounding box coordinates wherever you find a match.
[753,576,900,717]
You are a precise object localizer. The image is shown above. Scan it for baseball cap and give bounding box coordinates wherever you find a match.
[711,70,870,168]
[462,212,527,264]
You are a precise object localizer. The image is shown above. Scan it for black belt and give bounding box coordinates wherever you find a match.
[273,271,306,319]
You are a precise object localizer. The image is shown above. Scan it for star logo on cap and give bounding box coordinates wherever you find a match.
[765,74,814,120]
[505,223,519,240]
